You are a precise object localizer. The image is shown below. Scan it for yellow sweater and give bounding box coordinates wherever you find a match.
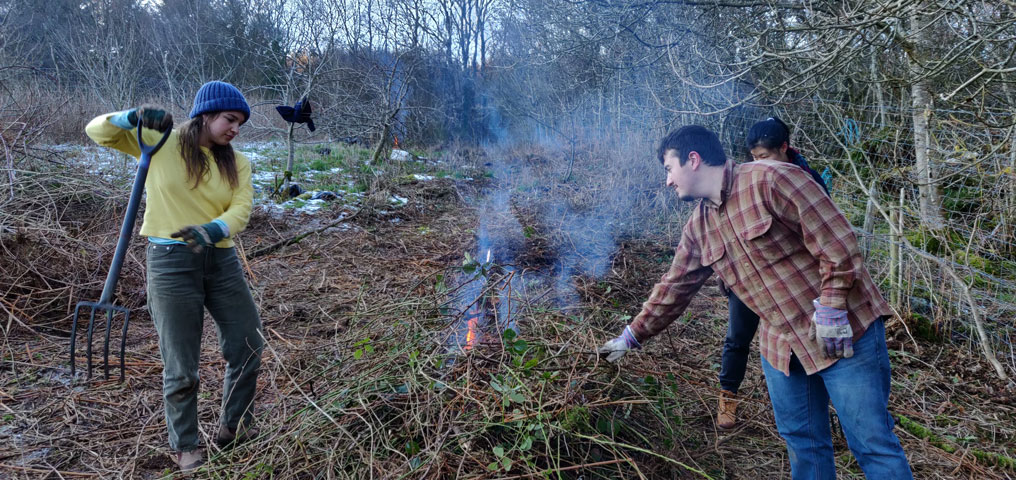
[85,113,253,248]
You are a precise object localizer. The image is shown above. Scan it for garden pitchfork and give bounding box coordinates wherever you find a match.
[70,125,171,381]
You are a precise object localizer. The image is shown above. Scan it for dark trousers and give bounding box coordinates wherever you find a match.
[719,292,760,393]
[146,244,263,451]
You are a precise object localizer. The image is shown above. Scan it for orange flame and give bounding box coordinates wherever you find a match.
[464,307,482,350]
[393,134,401,149]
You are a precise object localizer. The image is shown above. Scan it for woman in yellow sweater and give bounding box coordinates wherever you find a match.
[85,81,262,472]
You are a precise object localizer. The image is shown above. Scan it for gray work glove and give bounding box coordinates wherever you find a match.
[597,325,641,362]
[808,299,854,358]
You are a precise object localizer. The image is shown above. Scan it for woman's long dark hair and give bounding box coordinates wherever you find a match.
[746,117,791,150]
[177,113,239,189]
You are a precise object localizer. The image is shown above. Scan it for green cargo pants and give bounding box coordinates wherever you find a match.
[146,243,263,452]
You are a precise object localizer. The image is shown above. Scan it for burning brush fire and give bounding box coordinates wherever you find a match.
[452,249,515,353]
[463,305,482,351]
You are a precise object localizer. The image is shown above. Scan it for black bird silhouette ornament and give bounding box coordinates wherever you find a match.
[275,96,315,132]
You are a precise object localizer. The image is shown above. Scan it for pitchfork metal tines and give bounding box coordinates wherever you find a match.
[70,125,171,381]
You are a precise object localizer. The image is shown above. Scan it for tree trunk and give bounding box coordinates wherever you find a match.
[371,122,391,166]
[908,9,945,231]
[870,48,887,129]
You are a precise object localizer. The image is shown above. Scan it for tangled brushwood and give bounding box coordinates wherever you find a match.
[2,146,1015,479]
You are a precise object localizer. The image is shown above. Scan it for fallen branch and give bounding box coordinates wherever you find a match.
[495,458,630,480]
[0,464,99,478]
[248,209,362,259]
[895,414,1016,471]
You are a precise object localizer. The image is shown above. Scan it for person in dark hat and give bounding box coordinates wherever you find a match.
[714,117,830,430]
[85,80,262,472]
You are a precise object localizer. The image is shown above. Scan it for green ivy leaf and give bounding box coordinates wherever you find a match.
[596,418,611,434]
[490,379,505,393]
[493,446,505,457]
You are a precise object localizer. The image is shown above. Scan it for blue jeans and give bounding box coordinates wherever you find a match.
[761,319,912,479]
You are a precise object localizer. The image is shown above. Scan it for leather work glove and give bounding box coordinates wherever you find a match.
[110,104,174,132]
[171,222,226,253]
[597,325,641,362]
[808,299,854,358]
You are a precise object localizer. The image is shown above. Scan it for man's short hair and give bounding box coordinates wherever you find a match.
[657,125,727,166]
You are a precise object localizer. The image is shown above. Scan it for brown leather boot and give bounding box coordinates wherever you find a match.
[172,448,205,472]
[216,422,259,448]
[717,390,738,430]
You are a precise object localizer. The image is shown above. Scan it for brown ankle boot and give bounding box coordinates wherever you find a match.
[717,390,738,430]
[216,423,259,448]
[172,448,205,472]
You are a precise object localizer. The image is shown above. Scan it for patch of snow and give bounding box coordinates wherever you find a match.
[412,174,435,181]
[252,170,278,183]
[40,367,72,386]
[299,199,327,212]
[390,195,408,206]
[323,223,357,234]
[14,447,50,465]
[243,150,270,163]
[390,149,411,162]
[238,140,286,152]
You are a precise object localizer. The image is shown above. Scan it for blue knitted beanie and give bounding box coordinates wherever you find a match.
[190,81,250,122]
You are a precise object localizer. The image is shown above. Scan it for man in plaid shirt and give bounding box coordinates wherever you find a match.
[599,125,912,479]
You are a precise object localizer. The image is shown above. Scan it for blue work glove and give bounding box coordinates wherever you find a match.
[171,222,226,253]
[110,104,173,132]
[597,325,641,362]
[809,299,853,358]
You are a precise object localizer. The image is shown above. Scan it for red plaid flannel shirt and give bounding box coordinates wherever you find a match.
[629,160,891,375]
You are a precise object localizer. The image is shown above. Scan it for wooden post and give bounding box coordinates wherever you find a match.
[861,180,877,257]
[283,122,295,198]
[896,188,905,306]
[889,202,899,307]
